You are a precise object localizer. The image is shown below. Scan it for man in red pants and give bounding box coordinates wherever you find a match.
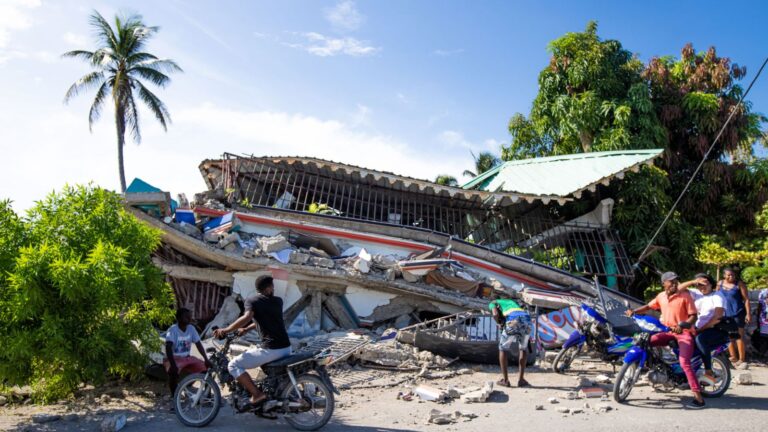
[626,272,703,408]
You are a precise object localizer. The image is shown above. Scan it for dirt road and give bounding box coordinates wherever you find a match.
[2,360,766,432]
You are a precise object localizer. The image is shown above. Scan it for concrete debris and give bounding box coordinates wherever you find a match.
[100,414,127,432]
[259,234,291,253]
[203,230,223,243]
[575,376,594,387]
[289,251,311,264]
[426,409,477,425]
[570,408,584,414]
[353,339,452,369]
[202,295,241,339]
[353,258,370,274]
[735,372,753,385]
[579,387,606,398]
[177,222,202,238]
[309,256,336,269]
[593,374,612,384]
[583,402,591,409]
[427,409,454,425]
[548,397,559,404]
[556,407,570,414]
[561,391,579,400]
[32,414,61,424]
[217,232,240,249]
[414,385,449,402]
[596,403,613,412]
[534,404,544,410]
[460,381,494,403]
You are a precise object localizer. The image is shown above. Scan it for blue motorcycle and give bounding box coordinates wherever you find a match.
[552,303,636,373]
[613,315,731,402]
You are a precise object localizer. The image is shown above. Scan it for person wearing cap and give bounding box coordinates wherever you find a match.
[625,271,703,408]
[490,297,532,388]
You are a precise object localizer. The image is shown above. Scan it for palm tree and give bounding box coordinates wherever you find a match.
[434,174,458,187]
[63,11,181,192]
[462,151,501,178]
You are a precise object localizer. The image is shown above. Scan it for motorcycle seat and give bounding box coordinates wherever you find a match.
[263,351,317,368]
[612,324,640,337]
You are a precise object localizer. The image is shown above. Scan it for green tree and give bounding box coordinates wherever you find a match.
[434,175,459,187]
[505,21,665,157]
[462,151,501,178]
[0,185,174,401]
[63,11,181,192]
[502,22,767,296]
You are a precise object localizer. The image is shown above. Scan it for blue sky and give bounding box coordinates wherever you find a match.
[1,0,767,211]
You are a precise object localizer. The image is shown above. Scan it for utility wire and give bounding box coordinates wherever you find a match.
[634,55,768,268]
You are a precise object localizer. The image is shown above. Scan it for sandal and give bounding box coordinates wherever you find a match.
[496,379,511,387]
[518,379,531,388]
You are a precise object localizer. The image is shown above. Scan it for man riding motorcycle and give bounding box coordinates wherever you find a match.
[625,271,705,409]
[213,275,292,409]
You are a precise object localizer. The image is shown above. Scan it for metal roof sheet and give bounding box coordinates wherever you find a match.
[461,149,664,198]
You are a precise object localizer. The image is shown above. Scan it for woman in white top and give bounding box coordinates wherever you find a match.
[678,273,728,386]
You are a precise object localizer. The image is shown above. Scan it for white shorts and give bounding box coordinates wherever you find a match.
[228,346,292,378]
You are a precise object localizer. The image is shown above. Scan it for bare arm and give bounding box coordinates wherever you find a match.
[697,308,724,331]
[218,311,254,335]
[740,282,751,323]
[165,341,178,372]
[626,304,652,317]
[194,341,212,366]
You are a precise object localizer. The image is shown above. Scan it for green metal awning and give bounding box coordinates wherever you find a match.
[462,149,664,198]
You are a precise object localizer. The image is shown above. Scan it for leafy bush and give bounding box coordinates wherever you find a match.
[0,185,174,402]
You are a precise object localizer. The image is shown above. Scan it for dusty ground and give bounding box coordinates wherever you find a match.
[1,358,766,432]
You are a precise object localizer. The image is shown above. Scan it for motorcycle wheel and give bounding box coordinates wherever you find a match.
[701,354,731,398]
[613,361,640,403]
[280,374,335,431]
[174,373,221,427]
[552,344,581,374]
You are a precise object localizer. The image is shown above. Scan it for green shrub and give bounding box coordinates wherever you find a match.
[0,185,174,402]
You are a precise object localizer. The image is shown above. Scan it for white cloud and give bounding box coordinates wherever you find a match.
[0,103,470,211]
[0,0,41,48]
[0,49,55,64]
[325,0,364,32]
[350,104,372,127]
[438,130,505,153]
[285,32,379,57]
[396,92,409,104]
[63,31,88,47]
[433,48,465,57]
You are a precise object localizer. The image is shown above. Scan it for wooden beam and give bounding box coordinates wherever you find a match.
[153,259,235,286]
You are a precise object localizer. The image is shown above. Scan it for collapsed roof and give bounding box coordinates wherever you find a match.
[462,149,663,199]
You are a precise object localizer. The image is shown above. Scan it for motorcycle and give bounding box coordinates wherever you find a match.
[552,303,636,373]
[613,314,731,403]
[173,333,338,431]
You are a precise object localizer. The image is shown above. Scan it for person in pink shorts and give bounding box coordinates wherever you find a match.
[165,308,212,397]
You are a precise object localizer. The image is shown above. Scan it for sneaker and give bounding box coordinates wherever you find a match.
[684,399,705,409]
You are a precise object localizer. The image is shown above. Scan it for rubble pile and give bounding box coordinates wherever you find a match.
[353,338,454,369]
[160,207,512,300]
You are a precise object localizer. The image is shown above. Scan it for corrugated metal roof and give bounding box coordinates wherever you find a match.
[462,149,663,198]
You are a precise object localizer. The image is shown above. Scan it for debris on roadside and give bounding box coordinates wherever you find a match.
[735,372,753,385]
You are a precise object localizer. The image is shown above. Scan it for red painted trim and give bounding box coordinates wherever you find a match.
[194,207,551,290]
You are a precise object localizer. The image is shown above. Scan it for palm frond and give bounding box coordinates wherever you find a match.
[61,50,94,62]
[133,58,183,74]
[64,71,105,103]
[89,10,118,51]
[129,67,171,87]
[91,48,116,67]
[462,170,477,178]
[133,79,171,130]
[88,80,111,130]
[125,51,158,66]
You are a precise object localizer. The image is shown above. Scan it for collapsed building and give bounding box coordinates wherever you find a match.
[127,149,662,360]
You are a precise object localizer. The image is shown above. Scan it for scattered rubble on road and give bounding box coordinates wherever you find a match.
[735,372,753,385]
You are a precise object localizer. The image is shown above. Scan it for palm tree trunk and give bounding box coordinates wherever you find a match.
[115,106,127,192]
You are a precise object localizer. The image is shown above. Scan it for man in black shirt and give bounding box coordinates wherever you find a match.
[214,275,292,406]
